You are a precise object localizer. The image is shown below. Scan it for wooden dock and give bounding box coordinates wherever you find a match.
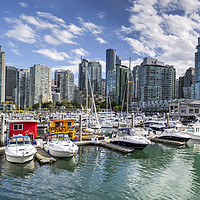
[76,140,134,153]
[149,137,186,146]
[0,146,5,154]
[75,141,95,146]
[35,147,56,164]
[99,141,134,153]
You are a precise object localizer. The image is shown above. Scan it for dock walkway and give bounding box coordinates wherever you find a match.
[0,146,5,154]
[35,147,56,164]
[76,140,134,153]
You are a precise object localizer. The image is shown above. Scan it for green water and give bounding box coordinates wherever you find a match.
[1,141,200,200]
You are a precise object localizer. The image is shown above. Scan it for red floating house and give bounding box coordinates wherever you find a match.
[8,120,38,141]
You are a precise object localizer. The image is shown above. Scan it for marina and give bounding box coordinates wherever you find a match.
[1,141,200,199]
[1,111,200,199]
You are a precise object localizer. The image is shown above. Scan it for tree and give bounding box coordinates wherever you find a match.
[32,103,40,110]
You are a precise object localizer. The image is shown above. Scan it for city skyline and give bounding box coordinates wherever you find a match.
[0,0,200,84]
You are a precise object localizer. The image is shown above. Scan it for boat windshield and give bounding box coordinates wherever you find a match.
[50,134,70,142]
[8,137,31,146]
[118,128,138,136]
[188,127,194,133]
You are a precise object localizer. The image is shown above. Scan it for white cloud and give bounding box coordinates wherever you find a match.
[71,48,89,57]
[19,2,28,8]
[11,49,22,56]
[5,22,36,44]
[122,58,143,70]
[20,14,56,29]
[96,37,107,44]
[52,29,77,44]
[97,12,105,19]
[68,24,83,35]
[123,37,155,57]
[44,35,61,45]
[78,17,103,35]
[121,0,200,76]
[36,11,65,24]
[51,65,78,74]
[33,48,71,61]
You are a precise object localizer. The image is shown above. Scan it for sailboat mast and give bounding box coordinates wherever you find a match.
[86,64,89,129]
[127,57,131,116]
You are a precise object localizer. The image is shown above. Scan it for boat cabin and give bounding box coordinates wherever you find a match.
[8,120,38,141]
[47,119,78,141]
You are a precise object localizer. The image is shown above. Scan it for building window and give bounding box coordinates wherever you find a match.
[189,109,193,114]
[195,109,199,114]
[13,124,23,130]
[181,109,186,114]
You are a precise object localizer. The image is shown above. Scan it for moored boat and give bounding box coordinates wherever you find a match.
[43,133,78,158]
[110,127,151,150]
[155,129,191,142]
[5,135,37,164]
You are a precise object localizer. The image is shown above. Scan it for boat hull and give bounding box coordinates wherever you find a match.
[5,154,34,164]
[110,140,148,150]
[155,136,190,143]
[44,145,75,158]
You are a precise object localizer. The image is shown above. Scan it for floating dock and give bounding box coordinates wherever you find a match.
[149,137,186,146]
[76,140,134,153]
[0,146,5,154]
[35,147,56,164]
[99,141,134,153]
[75,141,95,146]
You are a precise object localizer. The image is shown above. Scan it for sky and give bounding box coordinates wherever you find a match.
[1,0,200,84]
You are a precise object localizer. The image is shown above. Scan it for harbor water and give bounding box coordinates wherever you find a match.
[1,139,200,200]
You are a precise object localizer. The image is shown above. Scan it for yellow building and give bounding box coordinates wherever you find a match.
[47,119,78,141]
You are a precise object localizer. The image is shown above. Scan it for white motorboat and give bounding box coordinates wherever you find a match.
[44,133,78,158]
[184,123,200,140]
[110,127,151,150]
[5,135,37,164]
[155,129,191,142]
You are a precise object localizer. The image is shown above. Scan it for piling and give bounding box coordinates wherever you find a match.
[118,113,120,128]
[1,114,5,146]
[79,114,82,141]
[132,113,134,128]
[167,113,169,127]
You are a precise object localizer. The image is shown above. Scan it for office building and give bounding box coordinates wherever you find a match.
[106,49,117,102]
[5,66,17,103]
[60,70,74,102]
[29,64,52,107]
[88,61,102,94]
[116,64,133,105]
[191,38,200,99]
[133,57,176,102]
[0,46,5,103]
[79,59,88,91]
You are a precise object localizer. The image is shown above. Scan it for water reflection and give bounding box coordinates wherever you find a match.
[4,160,37,178]
[50,156,77,172]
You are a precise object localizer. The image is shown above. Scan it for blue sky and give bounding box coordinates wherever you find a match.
[1,0,200,84]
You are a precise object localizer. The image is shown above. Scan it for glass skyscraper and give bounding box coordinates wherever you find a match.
[106,49,116,101]
[191,37,200,99]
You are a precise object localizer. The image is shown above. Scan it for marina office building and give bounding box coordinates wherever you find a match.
[169,99,200,120]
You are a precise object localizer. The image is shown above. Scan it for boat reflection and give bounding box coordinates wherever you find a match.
[51,156,77,172]
[4,159,37,178]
